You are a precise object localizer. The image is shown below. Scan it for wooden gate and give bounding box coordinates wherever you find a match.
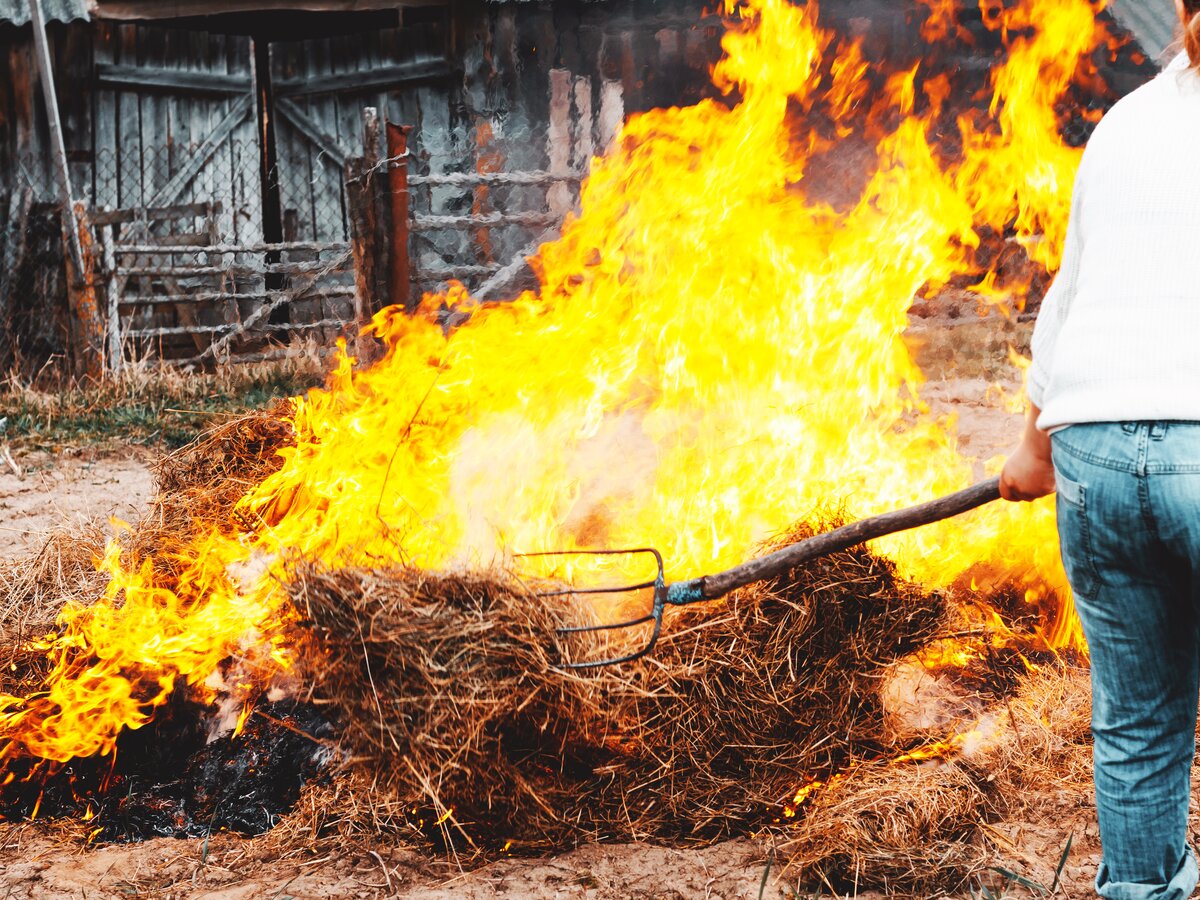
[90,22,355,365]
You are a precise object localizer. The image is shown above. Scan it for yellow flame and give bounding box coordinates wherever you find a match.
[0,0,1108,766]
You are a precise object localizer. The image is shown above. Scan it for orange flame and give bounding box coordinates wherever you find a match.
[0,0,1112,767]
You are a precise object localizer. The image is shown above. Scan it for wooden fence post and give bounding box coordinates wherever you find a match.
[345,156,379,347]
[98,214,121,375]
[62,205,104,378]
[386,122,412,311]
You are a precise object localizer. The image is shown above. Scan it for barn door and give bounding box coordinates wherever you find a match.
[90,22,358,365]
[267,19,452,246]
[91,22,259,245]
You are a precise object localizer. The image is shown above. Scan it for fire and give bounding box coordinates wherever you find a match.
[0,0,1113,767]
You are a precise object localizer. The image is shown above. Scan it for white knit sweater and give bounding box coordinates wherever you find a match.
[1029,53,1200,430]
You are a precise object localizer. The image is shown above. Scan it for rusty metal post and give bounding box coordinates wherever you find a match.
[386,122,412,311]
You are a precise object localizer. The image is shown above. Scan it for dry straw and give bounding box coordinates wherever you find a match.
[0,408,1094,894]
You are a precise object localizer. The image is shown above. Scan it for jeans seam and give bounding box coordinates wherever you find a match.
[1055,437,1139,473]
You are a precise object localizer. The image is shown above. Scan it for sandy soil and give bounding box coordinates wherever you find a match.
[0,831,794,899]
[0,449,156,560]
[0,328,1076,900]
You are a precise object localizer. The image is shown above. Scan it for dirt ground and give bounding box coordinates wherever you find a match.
[0,449,156,559]
[0,319,1092,900]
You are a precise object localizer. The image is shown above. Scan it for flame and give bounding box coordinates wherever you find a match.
[0,0,1112,767]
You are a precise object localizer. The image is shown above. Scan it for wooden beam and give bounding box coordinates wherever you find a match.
[91,201,217,226]
[27,0,85,279]
[92,0,446,20]
[276,98,348,167]
[275,59,453,98]
[96,63,251,96]
[345,156,380,334]
[386,122,412,311]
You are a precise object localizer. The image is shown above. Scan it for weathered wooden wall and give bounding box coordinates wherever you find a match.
[0,0,1160,369]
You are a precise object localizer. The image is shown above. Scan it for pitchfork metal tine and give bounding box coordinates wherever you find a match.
[517,547,670,669]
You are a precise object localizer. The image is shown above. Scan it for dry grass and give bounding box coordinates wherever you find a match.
[0,351,324,452]
[784,663,1092,895]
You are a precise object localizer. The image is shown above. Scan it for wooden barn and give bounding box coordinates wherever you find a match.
[0,0,1167,371]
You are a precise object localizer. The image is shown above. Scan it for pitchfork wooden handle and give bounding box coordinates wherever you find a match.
[692,476,1003,602]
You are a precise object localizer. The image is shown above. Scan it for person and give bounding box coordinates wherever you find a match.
[1000,1,1200,896]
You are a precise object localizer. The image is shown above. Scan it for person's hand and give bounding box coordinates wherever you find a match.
[1000,439,1056,501]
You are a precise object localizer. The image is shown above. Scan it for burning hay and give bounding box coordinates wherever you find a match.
[0,407,1091,893]
[145,402,295,542]
[291,528,952,850]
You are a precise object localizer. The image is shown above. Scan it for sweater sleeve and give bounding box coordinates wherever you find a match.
[1027,159,1087,410]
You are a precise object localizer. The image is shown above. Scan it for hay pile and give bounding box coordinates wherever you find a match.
[0,408,1096,895]
[784,664,1092,893]
[290,527,950,849]
[143,401,294,544]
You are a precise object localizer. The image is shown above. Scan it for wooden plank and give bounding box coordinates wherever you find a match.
[209,31,242,244]
[99,220,122,374]
[91,200,214,225]
[93,0,445,19]
[116,24,144,210]
[344,156,378,332]
[598,78,624,154]
[113,241,349,254]
[138,24,171,238]
[142,94,253,211]
[28,0,86,277]
[12,37,52,197]
[411,211,562,231]
[272,41,312,241]
[275,59,453,98]
[230,35,260,244]
[96,63,252,96]
[546,68,572,218]
[92,23,120,211]
[117,286,353,305]
[165,26,191,207]
[276,98,348,166]
[386,122,411,310]
[0,187,32,366]
[188,26,214,231]
[118,259,343,277]
[303,35,346,243]
[573,75,594,175]
[60,24,94,206]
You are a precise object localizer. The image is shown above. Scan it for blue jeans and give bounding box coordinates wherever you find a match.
[1053,422,1200,899]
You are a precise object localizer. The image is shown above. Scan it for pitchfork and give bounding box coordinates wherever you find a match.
[525,476,1003,669]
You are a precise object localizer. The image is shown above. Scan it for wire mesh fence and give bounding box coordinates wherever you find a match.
[0,142,357,373]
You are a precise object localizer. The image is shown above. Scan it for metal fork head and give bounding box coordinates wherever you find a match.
[515,548,668,669]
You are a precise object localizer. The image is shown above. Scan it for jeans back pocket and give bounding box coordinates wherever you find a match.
[1054,466,1100,601]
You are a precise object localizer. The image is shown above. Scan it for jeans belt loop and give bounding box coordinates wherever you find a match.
[1151,422,1168,441]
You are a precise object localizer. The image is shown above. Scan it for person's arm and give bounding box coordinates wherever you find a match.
[1000,139,1092,502]
[1000,401,1055,501]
